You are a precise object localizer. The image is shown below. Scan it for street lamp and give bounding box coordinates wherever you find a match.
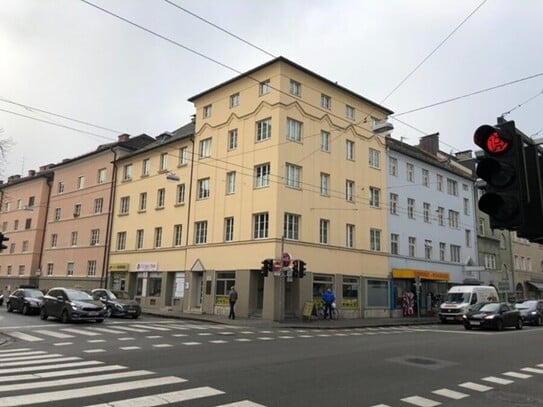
[166,172,180,181]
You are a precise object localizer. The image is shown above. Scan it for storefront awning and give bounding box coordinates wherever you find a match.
[392,269,449,281]
[526,281,543,291]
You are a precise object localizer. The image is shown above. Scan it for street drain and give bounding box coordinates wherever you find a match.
[405,358,437,365]
[386,355,457,370]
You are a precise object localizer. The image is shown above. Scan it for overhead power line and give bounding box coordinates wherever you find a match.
[501,89,543,117]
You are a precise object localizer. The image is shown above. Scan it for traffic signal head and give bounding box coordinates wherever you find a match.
[292,260,299,278]
[474,121,527,229]
[260,258,273,277]
[299,260,306,278]
[0,233,8,252]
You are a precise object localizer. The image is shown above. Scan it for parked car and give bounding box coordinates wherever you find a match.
[91,289,141,319]
[0,293,3,306]
[463,302,523,330]
[514,300,543,326]
[40,287,106,323]
[439,285,499,323]
[6,288,44,315]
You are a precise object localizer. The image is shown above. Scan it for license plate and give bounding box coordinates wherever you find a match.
[470,321,481,325]
[88,311,98,316]
[127,309,136,313]
[446,317,454,320]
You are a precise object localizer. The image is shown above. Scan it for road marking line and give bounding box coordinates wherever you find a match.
[432,388,469,400]
[198,333,213,336]
[521,367,543,374]
[349,333,362,336]
[183,342,201,346]
[400,395,441,406]
[172,334,188,337]
[317,334,331,337]
[259,331,273,334]
[0,356,80,368]
[112,326,149,333]
[61,328,101,336]
[257,337,274,341]
[0,360,99,375]
[219,332,235,335]
[459,382,493,392]
[278,336,294,339]
[88,327,126,334]
[130,324,170,331]
[146,335,162,339]
[214,401,267,407]
[87,339,106,343]
[0,365,126,383]
[334,333,348,336]
[0,351,46,359]
[0,354,63,363]
[234,338,252,342]
[240,331,255,335]
[0,348,32,354]
[0,376,185,406]
[119,347,140,350]
[84,349,106,354]
[155,324,188,330]
[34,330,74,339]
[298,335,312,338]
[368,405,392,407]
[210,340,228,344]
[8,332,43,342]
[502,371,532,379]
[152,344,172,348]
[53,342,73,346]
[482,376,513,385]
[118,337,135,341]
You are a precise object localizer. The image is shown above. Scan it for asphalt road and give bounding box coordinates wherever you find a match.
[0,307,542,406]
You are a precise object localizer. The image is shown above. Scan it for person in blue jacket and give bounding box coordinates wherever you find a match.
[321,288,336,319]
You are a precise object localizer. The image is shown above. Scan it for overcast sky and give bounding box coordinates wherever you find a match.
[1,0,542,178]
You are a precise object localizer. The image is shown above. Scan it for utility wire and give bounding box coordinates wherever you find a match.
[379,0,488,104]
[501,89,543,117]
[163,0,276,58]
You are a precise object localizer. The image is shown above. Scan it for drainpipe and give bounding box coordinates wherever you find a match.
[184,134,195,248]
[36,173,53,287]
[101,148,118,289]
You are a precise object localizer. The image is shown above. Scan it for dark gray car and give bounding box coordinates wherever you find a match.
[91,289,141,319]
[40,288,106,323]
[515,300,543,326]
[6,288,43,315]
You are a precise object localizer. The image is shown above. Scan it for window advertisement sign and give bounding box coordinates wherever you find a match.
[174,272,185,298]
[136,262,158,272]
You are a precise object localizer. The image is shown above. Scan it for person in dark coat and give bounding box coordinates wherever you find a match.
[228,286,238,320]
[321,288,336,319]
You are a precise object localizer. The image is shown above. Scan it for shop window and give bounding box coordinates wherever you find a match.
[215,272,236,305]
[313,274,333,305]
[342,277,359,308]
[367,279,389,307]
[148,272,162,297]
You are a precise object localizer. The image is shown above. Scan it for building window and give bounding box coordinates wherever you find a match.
[216,272,236,297]
[6,265,11,276]
[9,243,15,254]
[25,218,31,229]
[367,279,389,307]
[450,245,461,262]
[229,93,239,108]
[346,140,355,160]
[22,240,29,252]
[14,220,19,230]
[407,198,415,219]
[346,180,354,202]
[28,196,35,208]
[58,181,65,194]
[94,198,103,214]
[47,263,54,276]
[142,158,150,176]
[159,153,168,171]
[290,79,301,96]
[369,187,380,208]
[70,232,78,246]
[139,192,147,211]
[253,212,269,239]
[120,196,130,214]
[77,176,85,189]
[224,217,234,242]
[1,222,5,232]
[369,148,380,168]
[484,253,496,270]
[464,198,470,216]
[203,104,212,118]
[406,163,414,182]
[319,219,329,245]
[439,242,446,261]
[199,138,212,158]
[67,262,74,277]
[122,164,133,181]
[284,213,300,240]
[136,229,144,249]
[423,202,430,222]
[408,236,416,257]
[389,157,398,176]
[173,224,182,246]
[320,130,330,152]
[422,169,429,187]
[286,118,302,142]
[478,218,486,235]
[346,224,355,248]
[97,168,106,184]
[425,240,432,259]
[320,173,330,196]
[116,232,126,250]
[436,174,443,191]
[390,233,399,255]
[154,227,163,248]
[179,147,188,165]
[90,229,100,246]
[465,229,472,247]
[50,234,58,248]
[448,210,459,229]
[370,229,381,251]
[194,221,207,244]
[255,163,270,188]
[54,208,61,221]
[389,193,398,215]
[176,184,185,205]
[321,94,331,109]
[346,105,355,120]
[156,188,166,208]
[74,204,81,218]
[285,163,301,189]
[226,172,236,195]
[197,178,210,200]
[256,118,272,141]
[87,260,97,277]
[437,207,445,226]
[343,277,359,308]
[228,129,238,150]
[447,179,458,196]
[259,79,270,95]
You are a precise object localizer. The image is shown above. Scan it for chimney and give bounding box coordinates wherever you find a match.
[455,150,473,161]
[7,175,21,183]
[418,133,440,156]
[28,170,36,177]
[118,134,130,142]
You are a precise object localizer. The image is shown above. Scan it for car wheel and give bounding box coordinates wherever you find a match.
[464,323,472,330]
[105,309,112,318]
[132,314,139,319]
[95,319,104,323]
[536,315,542,326]
[6,302,13,313]
[516,318,523,330]
[496,319,504,331]
[22,304,29,315]
[40,307,48,320]
[61,309,70,323]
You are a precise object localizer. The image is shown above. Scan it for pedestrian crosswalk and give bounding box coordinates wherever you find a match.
[0,347,266,406]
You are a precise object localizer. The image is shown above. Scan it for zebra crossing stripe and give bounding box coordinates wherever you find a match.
[8,332,43,342]
[35,330,74,339]
[0,357,81,368]
[502,371,532,379]
[88,327,127,334]
[0,354,63,364]
[0,376,185,406]
[130,324,170,331]
[458,382,493,392]
[110,326,149,333]
[0,348,32,354]
[521,367,543,374]
[0,360,99,375]
[431,388,469,400]
[214,401,267,407]
[0,351,47,359]
[61,328,101,336]
[482,376,513,385]
[400,395,441,406]
[84,386,224,407]
[0,365,127,383]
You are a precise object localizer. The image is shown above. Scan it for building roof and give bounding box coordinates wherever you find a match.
[0,169,54,190]
[188,56,394,115]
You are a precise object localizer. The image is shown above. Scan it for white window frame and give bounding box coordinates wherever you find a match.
[285,163,301,189]
[286,118,302,142]
[154,227,163,248]
[179,147,188,166]
[176,184,185,205]
[389,157,398,176]
[157,188,165,208]
[346,140,355,160]
[226,172,236,195]
[139,192,147,211]
[320,130,330,152]
[203,104,212,118]
[228,129,238,150]
[229,93,239,108]
[346,224,355,248]
[389,193,398,215]
[370,229,381,251]
[253,212,269,239]
[321,94,331,109]
[142,158,150,176]
[319,219,329,245]
[369,187,380,208]
[320,173,330,196]
[195,221,207,244]
[255,163,270,188]
[259,79,270,95]
[199,138,212,159]
[346,105,355,120]
[198,178,210,200]
[224,217,234,242]
[368,148,380,168]
[284,213,300,240]
[123,164,133,181]
[290,79,301,96]
[346,180,354,202]
[256,118,272,141]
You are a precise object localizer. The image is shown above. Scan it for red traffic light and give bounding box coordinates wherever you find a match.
[474,125,511,155]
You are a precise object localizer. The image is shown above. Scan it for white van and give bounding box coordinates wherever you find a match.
[439,285,499,322]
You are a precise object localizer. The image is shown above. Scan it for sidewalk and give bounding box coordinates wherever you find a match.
[142,308,440,330]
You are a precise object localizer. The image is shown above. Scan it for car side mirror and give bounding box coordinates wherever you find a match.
[100,297,106,302]
[56,296,64,302]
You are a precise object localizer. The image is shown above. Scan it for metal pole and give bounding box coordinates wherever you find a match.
[279,236,285,321]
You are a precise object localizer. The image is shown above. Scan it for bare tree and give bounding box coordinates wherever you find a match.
[0,128,14,176]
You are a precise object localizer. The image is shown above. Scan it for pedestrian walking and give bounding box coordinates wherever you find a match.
[228,286,238,320]
[321,288,336,319]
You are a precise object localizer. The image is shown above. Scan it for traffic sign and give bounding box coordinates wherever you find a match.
[281,252,291,267]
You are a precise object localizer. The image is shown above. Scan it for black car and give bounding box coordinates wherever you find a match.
[6,288,44,315]
[91,289,141,319]
[0,293,3,306]
[463,302,523,330]
[40,288,106,323]
[514,300,543,326]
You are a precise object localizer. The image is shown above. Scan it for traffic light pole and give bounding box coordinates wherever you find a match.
[278,236,285,322]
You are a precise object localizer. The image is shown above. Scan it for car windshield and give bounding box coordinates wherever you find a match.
[445,292,470,304]
[515,301,536,311]
[65,289,93,301]
[24,290,43,298]
[111,291,131,300]
[479,303,500,312]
